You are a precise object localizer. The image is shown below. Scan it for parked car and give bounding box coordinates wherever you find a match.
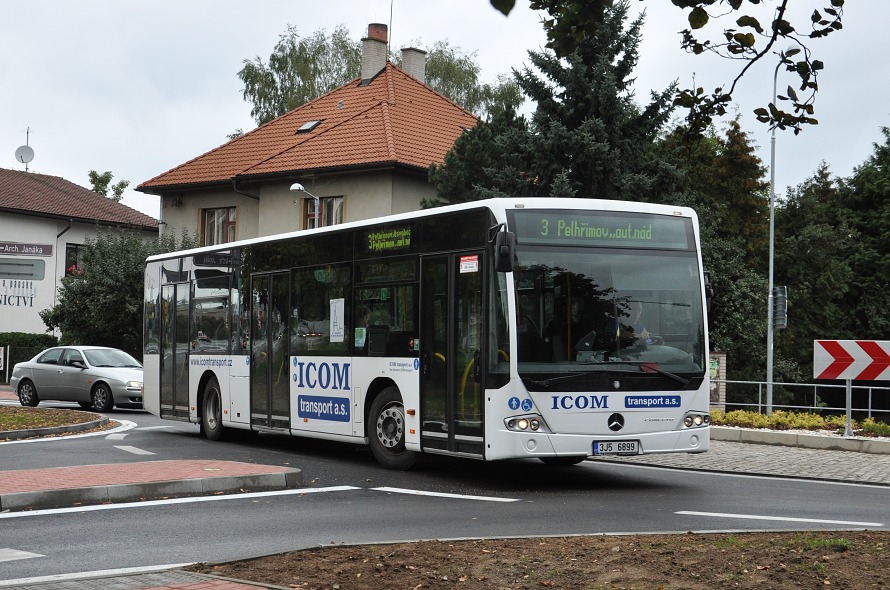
[11,346,143,411]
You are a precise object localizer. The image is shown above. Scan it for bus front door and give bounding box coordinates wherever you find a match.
[249,272,291,430]
[420,252,484,457]
[159,283,190,419]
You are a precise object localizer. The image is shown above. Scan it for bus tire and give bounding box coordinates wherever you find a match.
[539,456,587,466]
[201,377,225,441]
[368,386,416,470]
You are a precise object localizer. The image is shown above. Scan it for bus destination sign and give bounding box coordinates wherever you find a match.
[511,210,691,250]
[366,226,412,253]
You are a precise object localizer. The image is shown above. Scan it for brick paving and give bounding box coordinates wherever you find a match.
[0,460,292,494]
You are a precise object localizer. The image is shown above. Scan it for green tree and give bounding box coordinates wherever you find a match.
[773,163,854,381]
[491,0,845,135]
[431,0,678,204]
[88,170,129,202]
[40,230,198,358]
[239,24,361,126]
[239,25,520,126]
[835,127,890,338]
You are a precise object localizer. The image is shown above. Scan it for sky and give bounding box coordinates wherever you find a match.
[2,1,887,219]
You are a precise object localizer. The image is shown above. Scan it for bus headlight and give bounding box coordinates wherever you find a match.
[682,411,710,428]
[506,415,547,432]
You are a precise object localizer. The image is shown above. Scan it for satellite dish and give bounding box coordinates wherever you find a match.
[15,145,34,164]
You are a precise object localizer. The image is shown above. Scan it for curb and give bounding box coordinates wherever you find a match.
[0,468,304,512]
[0,416,109,441]
[711,425,890,455]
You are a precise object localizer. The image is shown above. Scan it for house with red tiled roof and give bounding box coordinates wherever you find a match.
[0,167,158,334]
[137,24,477,245]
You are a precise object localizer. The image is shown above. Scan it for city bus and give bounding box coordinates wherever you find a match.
[143,198,711,469]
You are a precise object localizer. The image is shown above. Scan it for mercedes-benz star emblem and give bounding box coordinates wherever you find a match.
[607,413,625,432]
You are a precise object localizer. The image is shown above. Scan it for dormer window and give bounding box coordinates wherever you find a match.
[296,120,322,134]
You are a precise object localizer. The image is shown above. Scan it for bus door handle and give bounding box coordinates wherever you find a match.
[421,352,430,380]
[473,350,481,382]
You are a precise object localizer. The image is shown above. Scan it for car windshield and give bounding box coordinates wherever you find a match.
[83,349,142,368]
[513,246,705,391]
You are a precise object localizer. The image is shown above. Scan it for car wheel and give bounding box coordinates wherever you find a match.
[539,456,587,466]
[18,380,40,407]
[91,383,114,412]
[201,377,225,441]
[368,386,416,470]
[77,401,94,410]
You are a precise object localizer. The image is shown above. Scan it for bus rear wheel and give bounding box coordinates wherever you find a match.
[201,377,225,441]
[369,387,416,470]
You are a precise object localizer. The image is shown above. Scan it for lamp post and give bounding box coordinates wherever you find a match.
[766,59,781,415]
[289,182,320,228]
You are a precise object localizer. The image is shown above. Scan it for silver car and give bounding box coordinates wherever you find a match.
[11,346,143,411]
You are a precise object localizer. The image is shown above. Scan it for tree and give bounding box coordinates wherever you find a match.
[238,25,520,126]
[773,163,854,381]
[431,1,678,204]
[490,0,845,135]
[40,229,198,358]
[834,127,890,339]
[239,24,361,126]
[88,170,129,202]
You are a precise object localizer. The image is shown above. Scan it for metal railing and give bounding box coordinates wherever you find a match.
[714,379,890,418]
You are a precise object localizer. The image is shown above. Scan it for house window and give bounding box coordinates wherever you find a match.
[65,244,85,275]
[304,196,344,229]
[203,207,237,245]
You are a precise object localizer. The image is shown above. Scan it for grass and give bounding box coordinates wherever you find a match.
[0,406,98,432]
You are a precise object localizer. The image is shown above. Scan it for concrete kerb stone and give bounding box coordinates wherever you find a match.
[0,468,303,512]
[711,425,890,455]
[0,416,109,440]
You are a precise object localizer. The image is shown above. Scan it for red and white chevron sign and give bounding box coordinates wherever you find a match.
[813,340,890,381]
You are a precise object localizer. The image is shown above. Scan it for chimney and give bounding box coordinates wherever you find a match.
[361,23,388,85]
[400,47,427,83]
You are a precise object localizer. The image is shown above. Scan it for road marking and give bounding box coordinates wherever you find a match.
[677,511,883,528]
[373,487,519,502]
[0,487,362,519]
[0,548,43,563]
[0,563,193,588]
[134,425,177,430]
[105,433,128,440]
[0,420,137,445]
[113,445,156,455]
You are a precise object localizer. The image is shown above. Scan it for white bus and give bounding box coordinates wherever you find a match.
[143,198,711,469]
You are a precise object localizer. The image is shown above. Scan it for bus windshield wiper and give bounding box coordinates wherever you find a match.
[582,360,690,386]
[523,373,590,388]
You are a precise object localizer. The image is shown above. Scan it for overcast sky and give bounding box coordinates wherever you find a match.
[2,1,887,218]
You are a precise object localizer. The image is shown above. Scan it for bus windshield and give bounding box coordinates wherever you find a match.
[513,245,706,390]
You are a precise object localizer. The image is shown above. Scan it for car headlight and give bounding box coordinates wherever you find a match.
[126,381,143,389]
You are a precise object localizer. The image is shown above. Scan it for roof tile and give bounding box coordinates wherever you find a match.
[0,168,158,228]
[138,63,477,190]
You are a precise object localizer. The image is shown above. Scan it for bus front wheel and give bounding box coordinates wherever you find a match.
[201,377,225,441]
[368,387,416,470]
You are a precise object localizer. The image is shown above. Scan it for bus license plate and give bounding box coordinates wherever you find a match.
[593,440,639,456]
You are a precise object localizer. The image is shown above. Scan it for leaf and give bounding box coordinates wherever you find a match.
[689,6,709,29]
[489,0,515,16]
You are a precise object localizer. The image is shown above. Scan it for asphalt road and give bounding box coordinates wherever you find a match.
[1,404,888,583]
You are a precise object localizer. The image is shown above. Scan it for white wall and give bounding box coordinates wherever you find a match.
[0,212,157,335]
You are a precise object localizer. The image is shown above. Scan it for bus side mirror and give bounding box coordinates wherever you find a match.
[493,231,516,273]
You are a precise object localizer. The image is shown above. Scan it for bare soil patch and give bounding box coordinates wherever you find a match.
[189,530,889,589]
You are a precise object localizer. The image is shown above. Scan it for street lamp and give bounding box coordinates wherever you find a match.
[766,58,781,415]
[289,182,320,229]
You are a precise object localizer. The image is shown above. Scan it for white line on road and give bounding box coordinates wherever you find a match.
[134,425,177,430]
[0,487,362,519]
[373,487,520,502]
[113,445,156,455]
[105,433,128,440]
[676,511,883,528]
[0,548,43,563]
[0,420,137,445]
